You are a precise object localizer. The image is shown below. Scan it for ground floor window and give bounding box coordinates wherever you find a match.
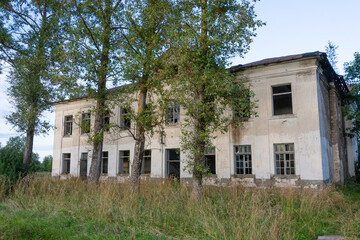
[234,145,252,175]
[80,152,88,176]
[62,153,71,174]
[166,149,180,179]
[142,150,151,174]
[101,151,108,174]
[274,143,295,175]
[119,150,130,174]
[204,147,216,174]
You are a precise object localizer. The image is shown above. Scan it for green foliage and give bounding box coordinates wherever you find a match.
[325,41,339,73]
[0,136,40,183]
[0,178,359,239]
[41,155,53,172]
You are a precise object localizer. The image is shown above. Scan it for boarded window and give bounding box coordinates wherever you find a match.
[81,112,91,134]
[119,150,130,174]
[272,84,293,115]
[234,145,252,175]
[64,115,73,136]
[274,143,295,175]
[142,150,151,174]
[101,151,108,174]
[165,102,180,125]
[62,153,71,174]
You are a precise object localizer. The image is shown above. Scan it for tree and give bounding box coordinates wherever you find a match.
[66,0,124,185]
[0,0,76,173]
[41,155,52,172]
[0,136,40,184]
[325,41,339,73]
[114,0,176,193]
[165,0,263,200]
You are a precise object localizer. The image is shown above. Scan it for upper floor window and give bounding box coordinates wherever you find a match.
[64,115,73,136]
[81,112,91,134]
[272,84,292,115]
[120,108,131,130]
[274,143,295,175]
[234,145,252,175]
[166,102,180,125]
[103,111,110,132]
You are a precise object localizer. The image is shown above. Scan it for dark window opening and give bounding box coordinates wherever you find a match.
[142,150,151,174]
[120,108,131,129]
[272,85,292,115]
[204,147,216,174]
[119,150,130,174]
[62,153,71,174]
[103,111,110,132]
[166,149,180,179]
[64,115,73,136]
[234,145,252,175]
[80,152,88,176]
[81,112,91,134]
[166,102,180,125]
[275,143,295,175]
[101,151,108,174]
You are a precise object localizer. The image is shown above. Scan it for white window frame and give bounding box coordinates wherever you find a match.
[62,153,71,174]
[64,115,73,136]
[274,143,295,176]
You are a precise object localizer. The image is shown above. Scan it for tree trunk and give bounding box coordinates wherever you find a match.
[130,87,147,194]
[22,126,35,172]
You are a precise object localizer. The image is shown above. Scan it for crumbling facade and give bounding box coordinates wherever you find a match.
[52,52,358,188]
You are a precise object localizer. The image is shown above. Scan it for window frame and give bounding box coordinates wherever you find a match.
[64,115,73,136]
[120,108,131,130]
[62,153,71,174]
[165,102,180,126]
[101,151,108,175]
[141,149,151,174]
[81,112,91,134]
[274,143,295,176]
[80,152,88,176]
[272,84,293,116]
[119,150,130,174]
[103,111,110,132]
[234,145,252,175]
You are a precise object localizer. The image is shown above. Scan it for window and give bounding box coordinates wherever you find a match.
[80,152,88,176]
[101,151,108,174]
[103,111,110,132]
[234,145,252,175]
[119,150,130,174]
[233,89,251,121]
[274,143,295,175]
[141,150,151,174]
[62,153,71,174]
[165,102,180,125]
[81,112,91,134]
[272,84,292,115]
[120,108,131,129]
[166,149,180,179]
[64,115,73,136]
[204,147,216,174]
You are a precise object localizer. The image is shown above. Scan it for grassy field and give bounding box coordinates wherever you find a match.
[0,177,359,240]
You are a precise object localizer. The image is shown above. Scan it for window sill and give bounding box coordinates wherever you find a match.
[270,114,297,120]
[204,174,217,178]
[165,123,180,127]
[117,173,130,176]
[272,175,299,179]
[232,174,255,179]
[63,135,72,138]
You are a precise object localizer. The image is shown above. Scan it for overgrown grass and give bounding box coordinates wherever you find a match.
[0,177,359,239]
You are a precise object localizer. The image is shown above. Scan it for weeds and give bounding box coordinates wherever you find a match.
[0,176,359,239]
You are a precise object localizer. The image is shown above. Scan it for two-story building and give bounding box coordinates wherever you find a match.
[52,51,358,188]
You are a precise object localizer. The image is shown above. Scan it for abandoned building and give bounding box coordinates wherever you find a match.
[52,51,358,188]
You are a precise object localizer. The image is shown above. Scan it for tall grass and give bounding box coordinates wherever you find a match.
[0,176,359,239]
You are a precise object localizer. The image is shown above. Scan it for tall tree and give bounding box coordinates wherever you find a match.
[325,40,339,73]
[67,0,123,185]
[166,0,263,200]
[0,0,72,173]
[113,0,176,193]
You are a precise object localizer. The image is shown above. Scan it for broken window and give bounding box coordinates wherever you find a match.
[101,151,108,174]
[234,145,252,175]
[165,102,180,125]
[81,112,91,134]
[103,111,110,132]
[119,150,130,174]
[64,115,73,136]
[80,152,88,176]
[62,153,71,174]
[274,143,295,175]
[204,146,216,174]
[141,149,151,174]
[272,84,293,115]
[120,108,131,129]
[166,149,180,179]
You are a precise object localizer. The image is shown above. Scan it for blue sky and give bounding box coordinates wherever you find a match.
[0,0,359,160]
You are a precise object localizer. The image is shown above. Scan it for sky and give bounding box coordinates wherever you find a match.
[0,0,359,161]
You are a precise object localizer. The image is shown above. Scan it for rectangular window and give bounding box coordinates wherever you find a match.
[234,145,252,175]
[204,147,216,174]
[81,112,91,134]
[119,150,130,174]
[80,152,88,176]
[165,102,180,125]
[141,150,151,174]
[120,108,131,129]
[62,153,71,174]
[274,143,295,175]
[103,111,110,132]
[272,84,293,115]
[166,149,180,179]
[64,115,73,136]
[101,151,108,174]
[233,89,251,121]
